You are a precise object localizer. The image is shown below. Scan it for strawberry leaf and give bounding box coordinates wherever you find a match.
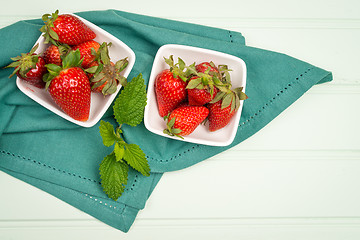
[85,65,98,74]
[41,10,59,44]
[221,93,233,109]
[91,77,107,90]
[164,55,174,67]
[116,75,127,87]
[49,28,59,41]
[113,73,147,126]
[5,61,20,69]
[184,62,197,76]
[168,116,176,128]
[99,42,111,65]
[179,75,187,82]
[171,128,182,135]
[231,94,236,112]
[115,58,129,73]
[62,49,82,69]
[99,152,128,201]
[178,57,186,70]
[45,64,62,75]
[163,116,184,139]
[42,14,51,21]
[239,91,249,100]
[234,93,241,111]
[91,72,105,83]
[164,55,192,80]
[210,91,226,104]
[102,77,117,95]
[233,87,249,100]
[186,77,202,89]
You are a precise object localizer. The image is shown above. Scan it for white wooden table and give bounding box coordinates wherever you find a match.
[1,0,359,239]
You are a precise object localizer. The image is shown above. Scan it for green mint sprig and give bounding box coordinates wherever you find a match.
[99,73,150,201]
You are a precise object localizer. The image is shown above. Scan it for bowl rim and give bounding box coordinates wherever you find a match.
[15,13,136,128]
[144,43,247,146]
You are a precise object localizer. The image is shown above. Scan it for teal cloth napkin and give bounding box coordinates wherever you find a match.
[0,9,332,232]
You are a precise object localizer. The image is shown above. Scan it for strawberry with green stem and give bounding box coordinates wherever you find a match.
[5,43,47,88]
[40,10,96,46]
[164,104,209,138]
[195,61,219,75]
[43,49,91,121]
[72,40,100,68]
[154,55,190,117]
[186,62,219,106]
[208,86,248,131]
[85,42,128,95]
[43,43,71,66]
[186,61,232,106]
[186,75,219,106]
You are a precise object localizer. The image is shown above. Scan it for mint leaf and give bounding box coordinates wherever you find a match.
[98,73,150,201]
[113,73,147,126]
[123,143,150,176]
[99,120,118,147]
[114,142,125,162]
[99,152,129,201]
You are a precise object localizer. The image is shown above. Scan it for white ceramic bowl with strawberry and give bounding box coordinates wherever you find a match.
[144,44,247,147]
[16,13,136,127]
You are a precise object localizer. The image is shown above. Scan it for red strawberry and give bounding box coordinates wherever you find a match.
[43,43,70,66]
[44,49,91,121]
[41,10,96,45]
[207,100,236,132]
[6,43,46,88]
[186,61,223,106]
[43,45,62,65]
[85,42,128,95]
[187,76,219,106]
[155,69,187,117]
[207,87,248,131]
[154,55,192,117]
[88,59,128,95]
[195,62,232,87]
[164,105,209,137]
[72,40,100,68]
[188,86,219,105]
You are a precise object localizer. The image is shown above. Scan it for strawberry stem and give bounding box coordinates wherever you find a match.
[40,10,60,45]
[43,49,83,89]
[5,43,40,79]
[163,115,184,139]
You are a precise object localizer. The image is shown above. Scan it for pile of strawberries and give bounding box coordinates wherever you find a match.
[6,10,128,122]
[155,56,248,138]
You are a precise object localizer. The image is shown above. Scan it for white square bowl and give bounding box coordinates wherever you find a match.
[144,44,247,146]
[16,13,136,127]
